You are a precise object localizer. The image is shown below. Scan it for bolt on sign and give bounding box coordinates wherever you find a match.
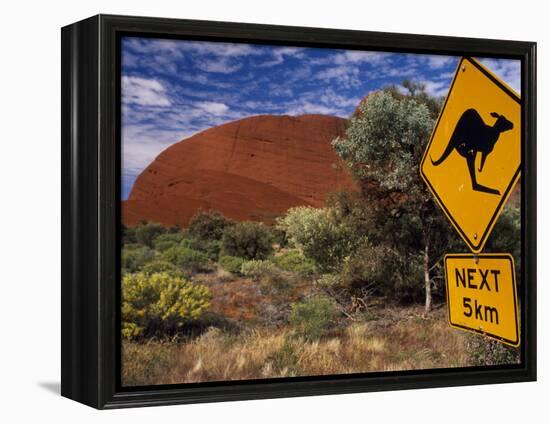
[420,57,521,253]
[444,254,519,347]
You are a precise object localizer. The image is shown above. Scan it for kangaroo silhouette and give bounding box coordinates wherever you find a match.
[430,108,514,195]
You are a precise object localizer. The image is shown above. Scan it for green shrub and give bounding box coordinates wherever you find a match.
[121,245,155,274]
[179,238,194,249]
[340,244,391,289]
[269,227,288,248]
[340,244,424,302]
[272,250,316,275]
[219,255,246,274]
[122,225,137,244]
[188,210,234,241]
[153,232,186,252]
[134,221,167,247]
[315,273,341,289]
[122,272,211,339]
[289,295,339,341]
[141,260,182,276]
[153,240,177,253]
[221,221,273,260]
[161,246,210,273]
[240,259,277,280]
[187,238,222,261]
[241,260,288,289]
[276,206,361,273]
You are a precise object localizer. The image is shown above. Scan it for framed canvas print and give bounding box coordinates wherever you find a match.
[61,14,537,409]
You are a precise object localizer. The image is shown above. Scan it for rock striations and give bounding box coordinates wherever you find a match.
[123,114,357,227]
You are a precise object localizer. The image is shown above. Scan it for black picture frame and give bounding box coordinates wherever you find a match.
[61,14,537,409]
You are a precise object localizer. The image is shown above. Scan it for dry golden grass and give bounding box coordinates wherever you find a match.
[122,306,471,386]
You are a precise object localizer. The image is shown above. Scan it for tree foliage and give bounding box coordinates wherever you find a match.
[276,206,364,273]
[221,221,273,260]
[332,89,458,311]
[333,90,433,193]
[134,221,167,248]
[188,210,234,241]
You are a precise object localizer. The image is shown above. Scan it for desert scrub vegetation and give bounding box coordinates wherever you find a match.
[120,79,522,387]
[272,249,316,275]
[152,232,186,252]
[276,206,363,273]
[122,272,212,339]
[465,333,520,366]
[161,245,211,274]
[219,255,246,274]
[188,209,234,241]
[121,244,155,274]
[134,221,169,248]
[121,306,470,385]
[239,259,293,292]
[141,260,182,276]
[288,295,338,341]
[221,221,273,260]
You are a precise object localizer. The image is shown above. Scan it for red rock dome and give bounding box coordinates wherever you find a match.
[122,114,357,227]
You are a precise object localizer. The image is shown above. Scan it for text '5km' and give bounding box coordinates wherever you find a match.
[444,254,519,347]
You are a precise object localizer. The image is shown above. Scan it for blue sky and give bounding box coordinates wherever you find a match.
[121,36,520,200]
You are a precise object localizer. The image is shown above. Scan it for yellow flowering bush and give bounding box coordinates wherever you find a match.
[122,272,211,339]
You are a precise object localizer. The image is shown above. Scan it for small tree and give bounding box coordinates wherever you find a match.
[277,206,364,273]
[188,210,234,241]
[332,89,457,313]
[221,221,273,260]
[134,221,167,248]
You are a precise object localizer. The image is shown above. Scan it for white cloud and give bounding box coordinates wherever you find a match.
[334,51,391,65]
[186,41,262,57]
[284,101,342,116]
[122,124,191,176]
[196,57,242,74]
[477,58,521,94]
[426,56,456,69]
[315,66,361,88]
[196,101,230,115]
[125,38,260,58]
[241,100,283,111]
[122,76,171,107]
[416,79,451,98]
[319,89,361,109]
[269,86,294,97]
[437,71,455,80]
[258,47,305,67]
[124,38,184,58]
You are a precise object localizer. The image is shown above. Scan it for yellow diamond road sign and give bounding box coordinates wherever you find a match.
[444,253,519,347]
[421,57,521,253]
